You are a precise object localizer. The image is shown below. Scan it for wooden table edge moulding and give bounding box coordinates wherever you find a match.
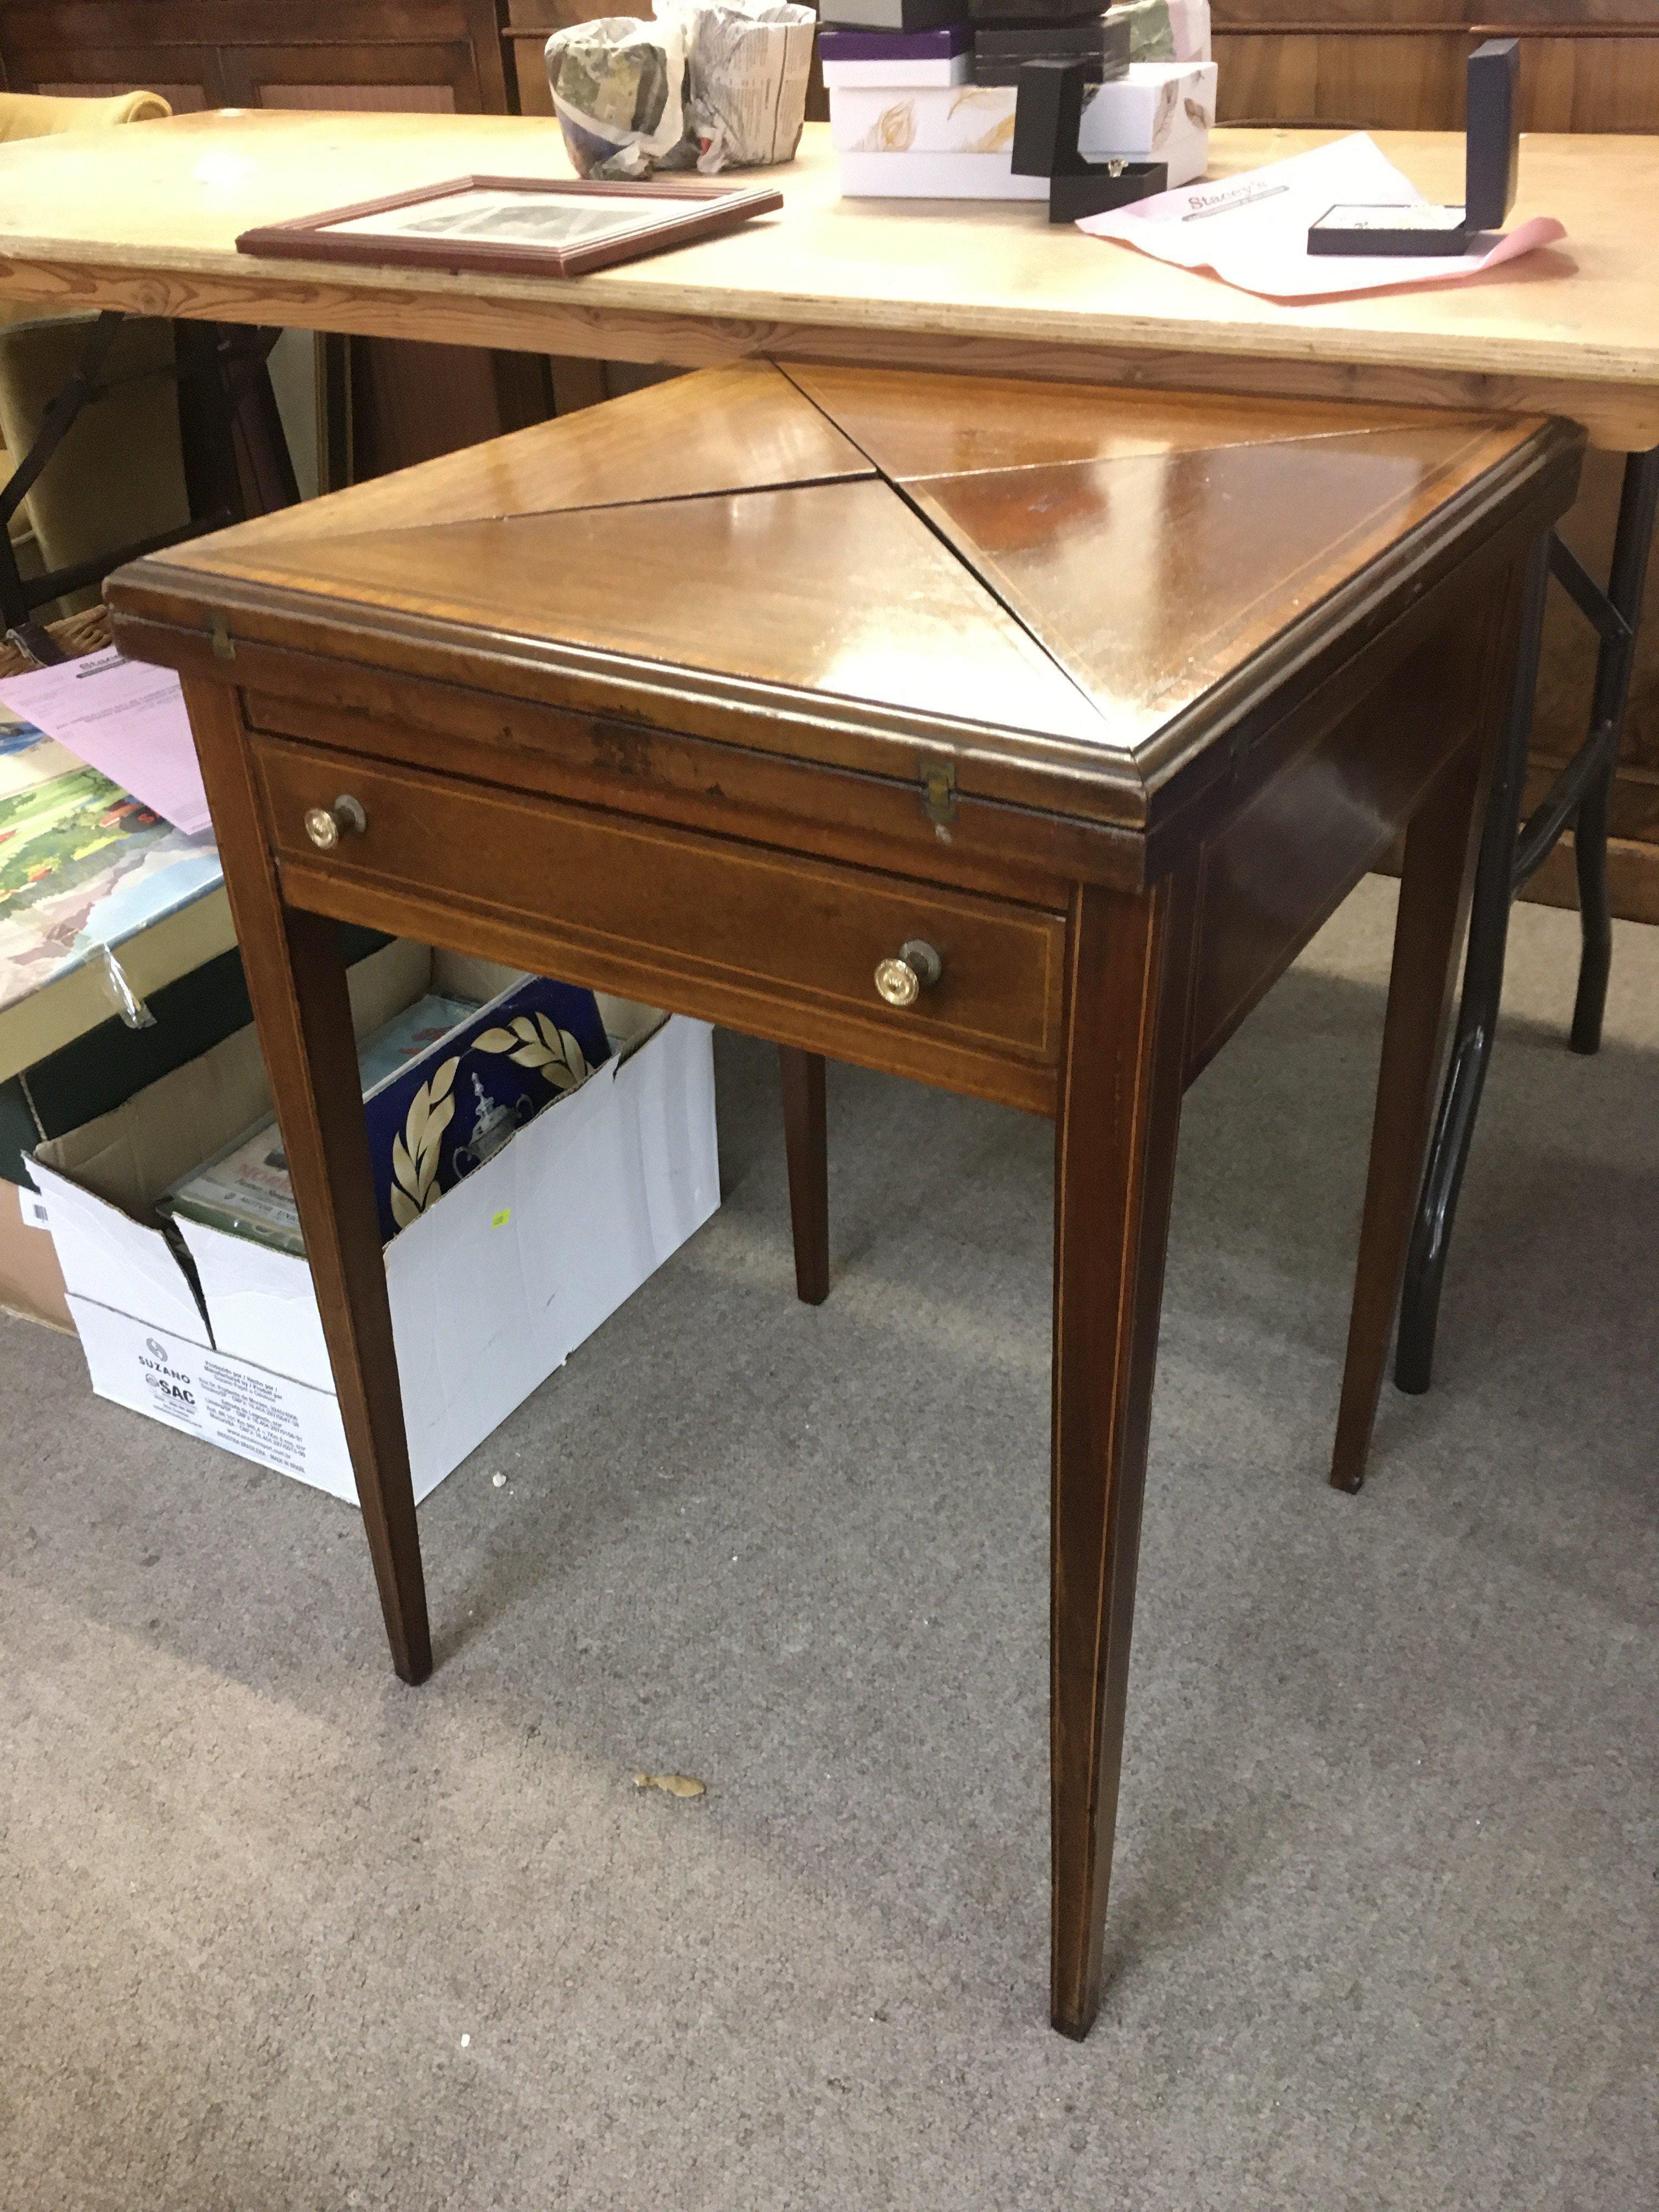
[105,360,1583,2038]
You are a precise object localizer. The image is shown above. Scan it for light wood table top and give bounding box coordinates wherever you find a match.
[0,110,1654,448]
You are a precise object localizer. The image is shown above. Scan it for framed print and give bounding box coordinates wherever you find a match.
[236,174,786,279]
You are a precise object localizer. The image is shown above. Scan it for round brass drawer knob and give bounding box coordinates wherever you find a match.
[874,939,943,1009]
[303,794,368,851]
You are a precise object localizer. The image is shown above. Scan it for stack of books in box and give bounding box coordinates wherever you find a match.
[822,0,1215,202]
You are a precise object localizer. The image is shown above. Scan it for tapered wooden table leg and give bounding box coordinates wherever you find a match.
[1330,726,1496,1496]
[182,680,432,1684]
[1049,873,1198,2040]
[778,1045,830,1306]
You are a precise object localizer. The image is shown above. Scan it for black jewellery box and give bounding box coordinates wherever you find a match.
[1308,37,1519,257]
[968,0,1119,18]
[1012,57,1166,222]
[972,12,1131,85]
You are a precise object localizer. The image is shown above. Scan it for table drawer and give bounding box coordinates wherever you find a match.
[254,738,1068,1073]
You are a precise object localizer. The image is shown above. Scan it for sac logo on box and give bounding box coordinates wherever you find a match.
[139,1336,198,1414]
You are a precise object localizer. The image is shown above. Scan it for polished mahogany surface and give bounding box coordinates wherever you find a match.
[105,360,1581,2040]
[208,359,875,551]
[120,364,1567,829]
[169,477,1113,756]
[780,363,1472,483]
[910,422,1532,742]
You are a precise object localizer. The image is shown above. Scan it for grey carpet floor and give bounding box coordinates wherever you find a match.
[1,877,1654,2212]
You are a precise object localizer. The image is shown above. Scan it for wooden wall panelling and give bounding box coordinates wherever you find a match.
[504,0,639,115]
[222,53,469,111]
[1212,11,1659,131]
[1495,31,1659,131]
[17,42,227,105]
[1212,0,1465,20]
[1212,28,1466,127]
[30,67,214,106]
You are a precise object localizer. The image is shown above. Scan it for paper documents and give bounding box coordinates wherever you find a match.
[0,648,210,836]
[1078,134,1566,301]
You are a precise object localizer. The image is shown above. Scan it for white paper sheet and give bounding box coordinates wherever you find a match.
[0,648,210,836]
[1077,133,1566,301]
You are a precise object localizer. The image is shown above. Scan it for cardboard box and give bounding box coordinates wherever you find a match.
[27,943,720,1506]
[819,0,968,29]
[0,1175,71,1331]
[970,11,1131,86]
[831,59,1214,189]
[836,149,1047,198]
[831,82,1026,156]
[1077,57,1214,177]
[822,49,972,88]
[963,0,1210,59]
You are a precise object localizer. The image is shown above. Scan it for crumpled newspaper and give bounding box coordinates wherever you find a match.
[545,14,688,180]
[663,0,816,174]
[546,0,813,179]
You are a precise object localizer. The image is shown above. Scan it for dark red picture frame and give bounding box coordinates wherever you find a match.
[236,173,786,279]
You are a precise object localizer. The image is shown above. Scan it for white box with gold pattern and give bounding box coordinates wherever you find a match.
[831,60,1216,193]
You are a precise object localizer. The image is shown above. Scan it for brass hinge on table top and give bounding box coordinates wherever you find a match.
[919,757,957,830]
[210,614,235,662]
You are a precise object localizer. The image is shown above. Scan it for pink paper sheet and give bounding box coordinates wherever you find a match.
[0,647,211,837]
[1078,134,1566,302]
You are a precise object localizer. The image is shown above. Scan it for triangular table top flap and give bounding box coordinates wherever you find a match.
[173,476,1117,753]
[115,359,1560,822]
[780,360,1477,486]
[168,360,875,564]
[906,419,1537,741]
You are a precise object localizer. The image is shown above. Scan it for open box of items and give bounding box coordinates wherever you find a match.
[25,943,720,1504]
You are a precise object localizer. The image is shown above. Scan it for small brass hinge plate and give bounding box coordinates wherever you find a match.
[919,757,957,828]
[210,614,235,661]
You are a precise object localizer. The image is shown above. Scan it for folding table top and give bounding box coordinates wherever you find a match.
[108,362,1574,828]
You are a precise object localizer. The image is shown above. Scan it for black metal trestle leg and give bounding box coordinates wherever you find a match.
[1570,740,1617,1056]
[1392,536,1550,1396]
[1395,444,1659,1396]
[1567,450,1659,1053]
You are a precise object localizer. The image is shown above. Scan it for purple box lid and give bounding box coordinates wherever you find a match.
[819,24,972,58]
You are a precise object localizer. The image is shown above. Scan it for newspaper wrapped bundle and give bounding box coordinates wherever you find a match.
[544,15,688,179]
[670,0,816,173]
[546,0,814,178]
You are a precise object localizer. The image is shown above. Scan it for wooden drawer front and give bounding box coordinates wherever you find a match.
[254,738,1067,1070]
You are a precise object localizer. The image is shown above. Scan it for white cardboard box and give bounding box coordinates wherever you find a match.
[830,82,1025,158]
[27,945,720,1506]
[837,150,1048,201]
[821,53,972,88]
[1080,59,1216,177]
[831,61,1216,194]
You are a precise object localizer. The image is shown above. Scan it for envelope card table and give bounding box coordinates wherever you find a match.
[105,363,1581,2038]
